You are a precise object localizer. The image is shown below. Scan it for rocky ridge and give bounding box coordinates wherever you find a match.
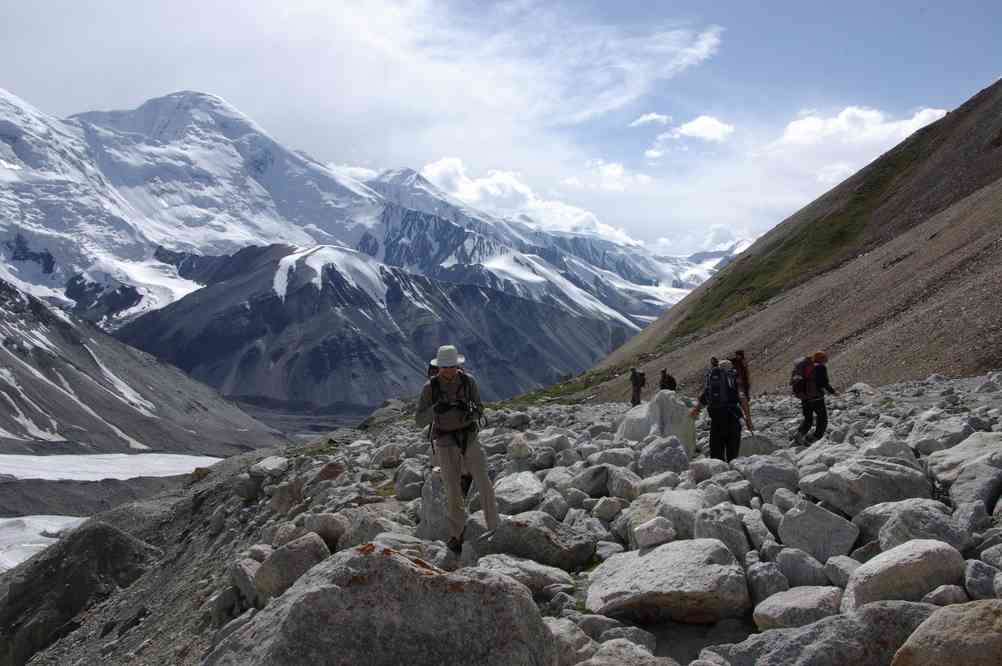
[2,371,1001,665]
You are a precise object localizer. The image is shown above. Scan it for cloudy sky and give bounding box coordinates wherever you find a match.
[3,1,1000,251]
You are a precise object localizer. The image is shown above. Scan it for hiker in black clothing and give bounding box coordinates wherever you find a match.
[659,369,678,391]
[629,367,646,406]
[795,351,838,443]
[690,358,754,462]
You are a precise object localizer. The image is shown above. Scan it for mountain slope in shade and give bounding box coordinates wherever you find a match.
[0,278,284,455]
[116,243,635,406]
[570,78,1002,402]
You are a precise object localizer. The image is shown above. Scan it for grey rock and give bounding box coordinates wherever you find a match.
[586,539,751,623]
[595,541,625,561]
[592,497,628,522]
[776,547,829,587]
[841,539,965,612]
[544,617,598,666]
[927,432,1002,485]
[588,447,636,468]
[981,543,1002,569]
[907,417,974,455]
[254,532,330,604]
[694,503,750,559]
[877,503,970,552]
[760,503,784,537]
[800,458,932,517]
[394,459,425,501]
[851,540,883,563]
[778,500,859,563]
[953,500,992,534]
[638,470,680,494]
[949,457,1002,513]
[747,561,789,605]
[725,480,754,506]
[690,458,730,483]
[206,544,557,666]
[249,456,288,481]
[474,554,574,598]
[824,555,861,588]
[731,455,799,503]
[576,638,681,665]
[920,584,970,605]
[771,487,800,513]
[471,511,596,571]
[300,513,349,552]
[741,509,775,550]
[599,626,657,653]
[495,471,546,514]
[575,614,623,640]
[638,436,689,477]
[633,516,676,550]
[539,489,571,521]
[964,559,1001,600]
[706,600,935,666]
[891,600,1002,666]
[229,558,260,607]
[753,586,842,630]
[655,489,706,539]
[852,499,951,544]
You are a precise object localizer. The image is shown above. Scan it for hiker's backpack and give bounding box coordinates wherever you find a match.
[704,367,739,408]
[790,359,818,400]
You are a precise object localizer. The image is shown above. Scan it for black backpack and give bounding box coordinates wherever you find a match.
[705,367,739,408]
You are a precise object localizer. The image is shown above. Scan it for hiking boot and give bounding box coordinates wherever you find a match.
[446,536,463,555]
[460,474,473,497]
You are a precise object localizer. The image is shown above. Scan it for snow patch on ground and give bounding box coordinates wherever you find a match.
[0,515,87,572]
[0,453,221,480]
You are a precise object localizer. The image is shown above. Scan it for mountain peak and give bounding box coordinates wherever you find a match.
[72,90,266,141]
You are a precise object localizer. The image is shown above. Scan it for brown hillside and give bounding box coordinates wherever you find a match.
[549,78,1002,404]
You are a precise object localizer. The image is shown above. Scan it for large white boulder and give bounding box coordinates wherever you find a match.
[616,391,696,458]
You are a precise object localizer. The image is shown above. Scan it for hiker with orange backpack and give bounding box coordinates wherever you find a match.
[791,351,838,444]
[415,345,498,554]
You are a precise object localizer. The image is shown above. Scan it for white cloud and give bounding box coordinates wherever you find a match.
[420,157,637,244]
[644,149,665,160]
[629,112,671,127]
[776,106,946,147]
[815,162,856,185]
[328,163,379,182]
[560,176,585,189]
[672,115,735,142]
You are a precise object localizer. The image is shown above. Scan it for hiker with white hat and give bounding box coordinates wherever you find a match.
[415,345,499,554]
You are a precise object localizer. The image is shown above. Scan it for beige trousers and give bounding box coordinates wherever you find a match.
[435,431,499,540]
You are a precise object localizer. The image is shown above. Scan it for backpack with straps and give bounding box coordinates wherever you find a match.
[790,358,818,400]
[705,367,739,408]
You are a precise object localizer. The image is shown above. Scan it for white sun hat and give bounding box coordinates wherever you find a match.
[430,344,465,367]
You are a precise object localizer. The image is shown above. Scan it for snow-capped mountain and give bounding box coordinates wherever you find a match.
[117,244,634,404]
[0,89,741,327]
[0,278,283,454]
[1,87,748,405]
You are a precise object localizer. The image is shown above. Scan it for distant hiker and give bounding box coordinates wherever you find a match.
[791,351,838,444]
[415,345,498,554]
[690,357,754,462]
[659,369,678,391]
[730,350,751,400]
[629,367,646,406]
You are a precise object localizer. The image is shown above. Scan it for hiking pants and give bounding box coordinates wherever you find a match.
[631,387,642,406]
[436,431,498,540]
[799,399,828,441]
[707,406,742,462]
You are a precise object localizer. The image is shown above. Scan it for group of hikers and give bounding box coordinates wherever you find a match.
[414,343,837,555]
[630,349,837,463]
